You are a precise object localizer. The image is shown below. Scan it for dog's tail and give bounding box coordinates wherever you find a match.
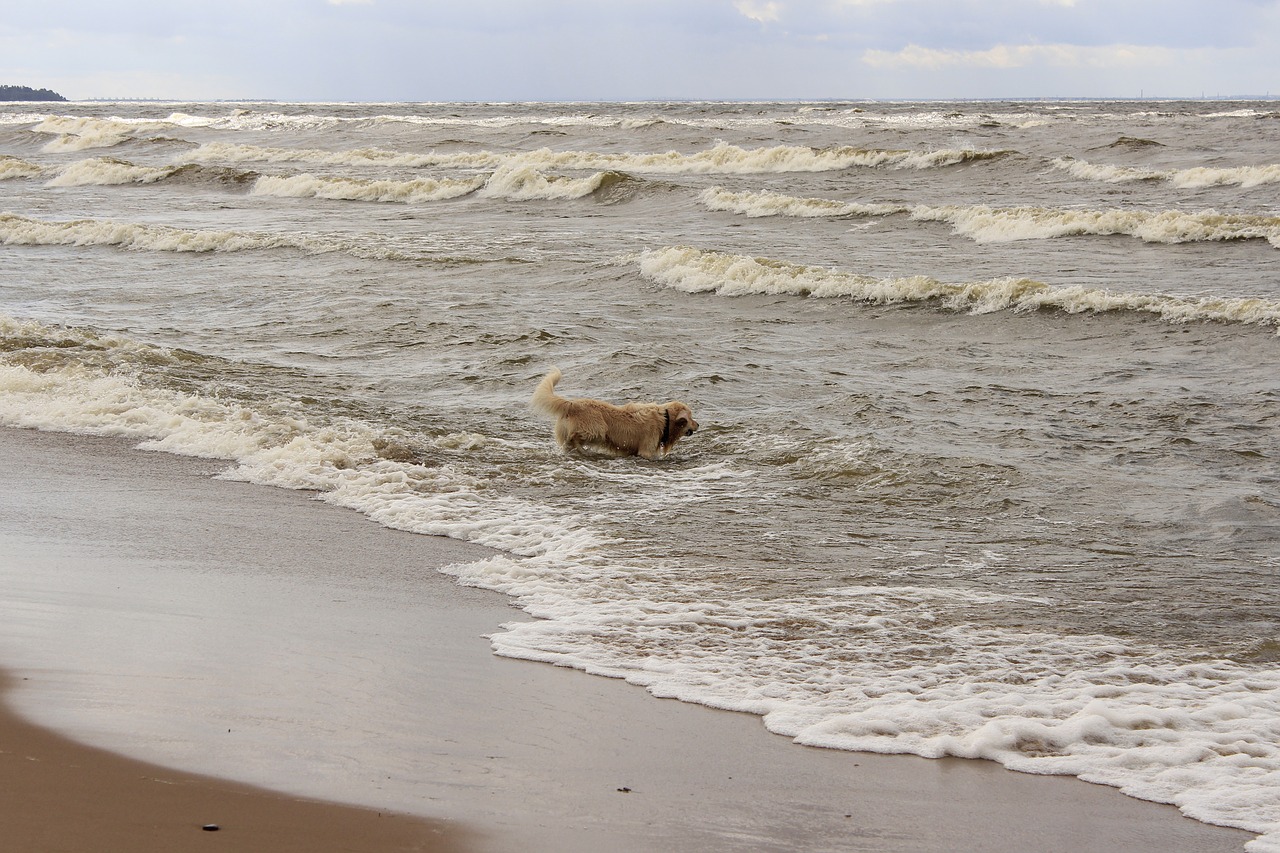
[531,367,570,418]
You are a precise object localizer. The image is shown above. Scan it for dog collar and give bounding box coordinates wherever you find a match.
[661,408,671,447]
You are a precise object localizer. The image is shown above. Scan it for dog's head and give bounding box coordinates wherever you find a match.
[664,403,698,448]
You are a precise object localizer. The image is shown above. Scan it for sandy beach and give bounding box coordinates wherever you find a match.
[0,668,467,852]
[0,426,1257,853]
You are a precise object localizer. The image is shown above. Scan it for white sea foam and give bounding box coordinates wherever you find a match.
[2,313,1277,850]
[188,141,504,170]
[45,157,174,187]
[16,142,667,205]
[1168,165,1280,189]
[251,172,486,203]
[0,316,601,581]
[913,204,1280,248]
[0,111,51,127]
[165,109,664,133]
[474,573,1280,848]
[31,115,155,152]
[0,316,532,522]
[135,105,1042,134]
[477,165,629,201]
[450,536,1280,851]
[701,186,908,218]
[250,167,622,204]
[0,155,43,180]
[0,212,530,262]
[1051,157,1162,184]
[1053,157,1280,189]
[44,156,586,203]
[0,212,318,254]
[40,156,623,203]
[162,111,220,129]
[630,245,1280,330]
[0,212,451,262]
[188,140,1005,176]
[697,186,1280,249]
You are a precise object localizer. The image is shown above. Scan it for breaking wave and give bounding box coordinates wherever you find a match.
[38,157,258,189]
[252,165,635,203]
[0,155,43,180]
[33,155,636,204]
[0,212,539,264]
[188,140,1009,176]
[701,186,908,218]
[252,172,487,203]
[1053,157,1280,189]
[46,157,177,187]
[630,246,1280,331]
[167,109,675,133]
[476,165,636,201]
[0,212,321,254]
[188,141,503,170]
[31,115,167,152]
[700,187,1280,248]
[914,205,1280,248]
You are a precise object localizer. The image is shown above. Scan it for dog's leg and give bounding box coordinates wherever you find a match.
[554,420,576,452]
[636,439,666,461]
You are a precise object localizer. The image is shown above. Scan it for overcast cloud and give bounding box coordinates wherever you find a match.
[1,0,1276,101]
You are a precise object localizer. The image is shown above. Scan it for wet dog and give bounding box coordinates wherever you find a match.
[532,367,698,459]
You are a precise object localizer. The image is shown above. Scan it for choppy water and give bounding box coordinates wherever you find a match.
[1,100,1278,848]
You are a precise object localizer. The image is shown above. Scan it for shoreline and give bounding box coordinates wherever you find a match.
[0,426,1256,852]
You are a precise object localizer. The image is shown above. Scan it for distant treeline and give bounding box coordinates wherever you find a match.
[0,85,67,102]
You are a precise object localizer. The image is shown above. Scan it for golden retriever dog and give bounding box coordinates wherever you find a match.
[532,367,698,459]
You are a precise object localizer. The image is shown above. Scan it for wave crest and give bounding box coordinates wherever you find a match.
[631,246,1280,331]
[1053,157,1280,189]
[188,141,505,170]
[478,165,636,201]
[0,155,43,180]
[32,115,154,152]
[188,140,1007,176]
[0,213,527,263]
[249,167,634,204]
[697,187,1280,249]
[46,157,174,187]
[915,205,1280,248]
[701,186,908,218]
[42,157,262,189]
[251,172,486,203]
[0,212,303,254]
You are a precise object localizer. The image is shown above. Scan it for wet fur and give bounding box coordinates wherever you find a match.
[531,368,698,460]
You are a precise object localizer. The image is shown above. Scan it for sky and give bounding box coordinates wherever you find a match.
[1,0,1278,102]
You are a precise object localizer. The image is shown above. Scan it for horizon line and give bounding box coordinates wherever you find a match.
[61,93,1280,104]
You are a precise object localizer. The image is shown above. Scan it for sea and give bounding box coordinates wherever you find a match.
[1,99,1278,849]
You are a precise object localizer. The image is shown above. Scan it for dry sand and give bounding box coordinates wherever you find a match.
[0,426,1257,853]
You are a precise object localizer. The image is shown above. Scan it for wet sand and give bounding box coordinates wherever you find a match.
[0,669,467,852]
[0,426,1256,853]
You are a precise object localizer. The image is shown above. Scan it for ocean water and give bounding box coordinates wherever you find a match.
[1,100,1278,848]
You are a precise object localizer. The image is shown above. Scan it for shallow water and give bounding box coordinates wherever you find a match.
[1,99,1278,848]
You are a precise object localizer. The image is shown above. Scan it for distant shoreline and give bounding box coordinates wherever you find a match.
[55,94,1280,105]
[0,85,66,102]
